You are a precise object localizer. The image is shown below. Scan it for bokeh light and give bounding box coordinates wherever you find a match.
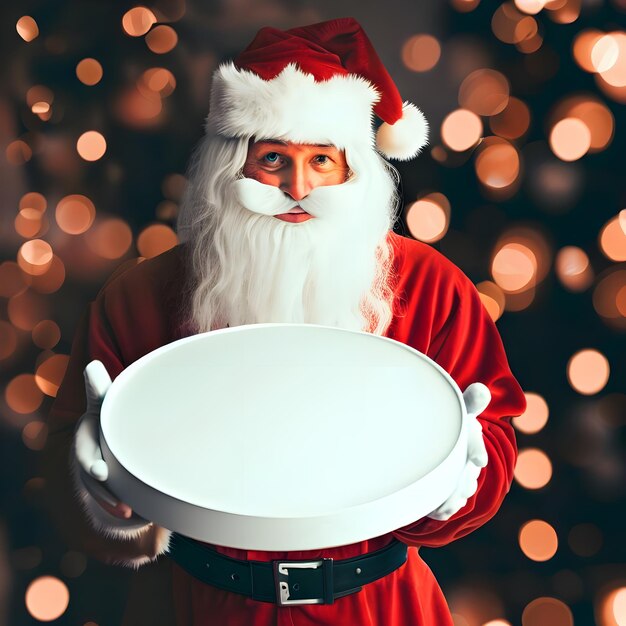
[522,597,573,626]
[0,262,28,298]
[406,194,451,243]
[25,576,70,621]
[5,374,44,414]
[116,86,162,128]
[76,131,107,161]
[145,25,178,54]
[599,215,626,261]
[549,118,591,161]
[475,139,520,190]
[20,192,47,213]
[515,0,546,14]
[574,29,605,73]
[29,255,65,294]
[476,281,506,321]
[22,420,48,451]
[596,32,626,87]
[442,109,483,151]
[513,392,549,433]
[139,67,177,97]
[55,194,96,235]
[0,321,18,361]
[489,97,531,139]
[85,218,133,259]
[568,523,603,557]
[32,320,61,350]
[555,246,594,291]
[15,208,45,239]
[567,349,610,395]
[451,0,480,12]
[6,140,32,165]
[35,354,70,397]
[593,268,626,329]
[597,586,626,626]
[16,16,39,42]
[483,621,511,626]
[401,34,442,72]
[76,58,103,86]
[8,289,50,331]
[491,242,537,292]
[136,224,179,258]
[122,7,156,36]
[17,240,53,276]
[459,69,510,115]
[514,448,553,489]
[519,520,559,561]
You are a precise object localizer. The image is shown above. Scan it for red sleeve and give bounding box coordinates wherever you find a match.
[391,246,526,548]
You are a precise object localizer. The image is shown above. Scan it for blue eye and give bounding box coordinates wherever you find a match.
[263,152,280,163]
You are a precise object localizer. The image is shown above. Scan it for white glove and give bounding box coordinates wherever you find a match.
[72,360,151,534]
[427,382,491,521]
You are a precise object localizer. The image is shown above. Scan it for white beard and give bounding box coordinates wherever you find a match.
[181,136,397,335]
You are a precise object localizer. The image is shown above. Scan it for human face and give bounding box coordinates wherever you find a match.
[242,140,350,223]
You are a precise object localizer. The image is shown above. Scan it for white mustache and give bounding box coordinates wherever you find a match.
[232,177,362,218]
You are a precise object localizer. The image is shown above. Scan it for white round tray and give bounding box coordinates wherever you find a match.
[100,324,466,551]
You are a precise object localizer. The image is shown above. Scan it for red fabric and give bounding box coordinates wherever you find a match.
[235,18,404,125]
[50,232,526,625]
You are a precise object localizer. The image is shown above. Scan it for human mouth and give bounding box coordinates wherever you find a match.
[274,207,313,223]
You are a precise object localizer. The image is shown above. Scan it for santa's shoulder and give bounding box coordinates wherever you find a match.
[96,243,188,301]
[389,232,473,293]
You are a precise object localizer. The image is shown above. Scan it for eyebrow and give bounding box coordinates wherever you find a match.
[255,139,336,149]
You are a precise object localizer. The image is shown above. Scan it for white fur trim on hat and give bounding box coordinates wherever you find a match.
[207,62,380,150]
[376,102,429,161]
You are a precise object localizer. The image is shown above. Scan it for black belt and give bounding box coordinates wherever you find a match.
[168,533,408,606]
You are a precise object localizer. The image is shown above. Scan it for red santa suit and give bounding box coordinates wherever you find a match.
[47,232,526,626]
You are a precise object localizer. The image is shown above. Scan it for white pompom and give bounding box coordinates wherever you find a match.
[376,102,429,161]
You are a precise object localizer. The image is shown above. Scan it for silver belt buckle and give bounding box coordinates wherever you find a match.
[273,558,333,606]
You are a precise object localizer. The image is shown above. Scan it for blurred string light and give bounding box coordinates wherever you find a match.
[522,597,573,626]
[519,519,558,561]
[441,109,483,151]
[568,522,603,557]
[32,320,61,350]
[513,392,549,433]
[6,140,32,165]
[16,16,39,42]
[476,281,506,321]
[5,374,43,414]
[35,354,70,397]
[136,224,179,258]
[76,131,107,161]
[76,58,103,86]
[593,269,626,330]
[402,34,442,72]
[122,7,156,37]
[549,118,591,161]
[22,420,48,451]
[55,194,96,235]
[25,576,70,621]
[599,214,626,261]
[139,68,177,97]
[18,240,53,276]
[145,25,178,54]
[489,97,531,139]
[514,448,552,489]
[85,218,133,259]
[405,193,451,243]
[597,587,626,626]
[483,621,512,626]
[555,246,594,291]
[567,348,610,395]
[450,0,481,12]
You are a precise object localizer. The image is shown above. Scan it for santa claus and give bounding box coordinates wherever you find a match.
[45,17,526,626]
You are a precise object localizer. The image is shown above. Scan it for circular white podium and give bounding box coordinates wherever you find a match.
[100,324,466,551]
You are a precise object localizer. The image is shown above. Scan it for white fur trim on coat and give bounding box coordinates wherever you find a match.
[70,450,172,569]
[207,62,379,151]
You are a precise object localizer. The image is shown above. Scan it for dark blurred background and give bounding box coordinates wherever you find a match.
[1,0,625,624]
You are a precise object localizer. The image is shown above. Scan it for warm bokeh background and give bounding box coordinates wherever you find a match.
[1,0,625,624]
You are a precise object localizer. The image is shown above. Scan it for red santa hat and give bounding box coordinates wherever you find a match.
[206,17,429,161]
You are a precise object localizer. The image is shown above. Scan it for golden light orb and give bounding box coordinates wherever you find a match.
[475,140,520,189]
[519,520,559,561]
[514,448,553,489]
[491,243,537,292]
[522,597,573,626]
[599,215,626,261]
[145,25,178,54]
[25,576,70,621]
[549,118,591,161]
[76,131,107,161]
[406,196,450,244]
[122,6,156,37]
[513,392,549,434]
[567,349,610,395]
[76,58,103,86]
[555,246,594,291]
[459,69,510,116]
[441,109,483,151]
[136,224,179,258]
[401,34,442,72]
[16,16,39,42]
[476,281,506,322]
[55,195,96,235]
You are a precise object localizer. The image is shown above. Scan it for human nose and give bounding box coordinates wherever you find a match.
[280,163,314,201]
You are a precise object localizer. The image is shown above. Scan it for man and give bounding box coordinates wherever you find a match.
[45,18,526,626]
